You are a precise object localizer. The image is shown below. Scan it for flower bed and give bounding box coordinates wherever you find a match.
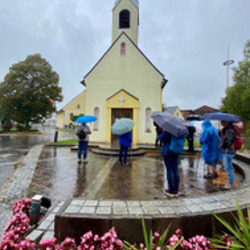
[0,198,248,249]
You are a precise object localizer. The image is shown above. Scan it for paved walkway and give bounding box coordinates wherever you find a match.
[0,145,44,236]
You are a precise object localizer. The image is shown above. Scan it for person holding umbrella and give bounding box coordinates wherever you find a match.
[200,120,222,179]
[75,116,97,164]
[151,112,188,197]
[118,132,132,166]
[201,112,241,189]
[220,121,236,190]
[111,118,134,166]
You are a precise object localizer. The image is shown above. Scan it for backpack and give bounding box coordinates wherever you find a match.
[234,129,242,151]
[77,128,86,140]
[169,135,186,154]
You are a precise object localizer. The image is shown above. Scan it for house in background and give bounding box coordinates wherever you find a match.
[166,106,184,120]
[194,105,219,116]
[181,105,219,120]
[56,90,86,128]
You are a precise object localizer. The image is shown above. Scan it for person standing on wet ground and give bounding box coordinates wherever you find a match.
[158,130,184,197]
[154,121,163,147]
[118,132,132,166]
[220,121,236,190]
[186,125,196,153]
[200,120,222,179]
[76,123,91,164]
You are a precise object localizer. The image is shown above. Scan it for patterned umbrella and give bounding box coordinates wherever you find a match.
[151,112,188,138]
[111,118,134,135]
[75,115,97,124]
[201,112,241,122]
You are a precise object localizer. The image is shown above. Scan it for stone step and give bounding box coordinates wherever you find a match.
[91,148,146,156]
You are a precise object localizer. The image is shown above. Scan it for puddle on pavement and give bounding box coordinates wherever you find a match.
[26,147,244,203]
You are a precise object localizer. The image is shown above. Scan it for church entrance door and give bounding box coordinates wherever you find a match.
[111,108,133,145]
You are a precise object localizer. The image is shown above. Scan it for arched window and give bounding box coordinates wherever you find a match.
[120,42,126,56]
[77,104,81,109]
[145,108,152,132]
[93,107,99,130]
[119,10,130,28]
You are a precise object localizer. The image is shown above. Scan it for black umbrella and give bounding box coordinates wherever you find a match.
[151,112,188,138]
[186,114,202,121]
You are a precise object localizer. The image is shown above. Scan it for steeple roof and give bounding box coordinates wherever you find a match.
[113,0,139,10]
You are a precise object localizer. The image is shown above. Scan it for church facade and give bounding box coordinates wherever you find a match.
[60,0,167,145]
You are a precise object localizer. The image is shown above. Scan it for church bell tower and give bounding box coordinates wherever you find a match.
[112,0,139,45]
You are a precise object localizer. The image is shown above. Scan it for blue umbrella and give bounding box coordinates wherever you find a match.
[201,112,241,122]
[151,112,188,138]
[111,118,134,135]
[75,115,97,124]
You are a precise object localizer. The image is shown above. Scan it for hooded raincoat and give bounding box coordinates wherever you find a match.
[200,120,222,165]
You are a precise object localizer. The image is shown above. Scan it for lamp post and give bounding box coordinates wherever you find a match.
[223,46,234,89]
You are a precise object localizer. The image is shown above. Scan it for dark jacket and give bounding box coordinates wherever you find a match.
[118,132,132,147]
[220,126,235,154]
[158,131,177,157]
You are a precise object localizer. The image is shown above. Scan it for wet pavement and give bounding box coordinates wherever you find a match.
[0,129,247,239]
[0,133,51,189]
[25,147,243,203]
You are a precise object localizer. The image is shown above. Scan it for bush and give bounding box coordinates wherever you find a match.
[246,128,250,137]
[1,124,13,131]
[16,124,25,131]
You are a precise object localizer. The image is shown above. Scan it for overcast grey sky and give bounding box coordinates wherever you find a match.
[0,0,249,111]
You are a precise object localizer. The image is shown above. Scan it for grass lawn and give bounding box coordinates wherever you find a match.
[50,138,78,145]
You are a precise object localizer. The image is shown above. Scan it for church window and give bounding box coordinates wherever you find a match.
[119,10,130,29]
[77,104,81,109]
[93,107,99,130]
[120,42,126,56]
[145,108,152,132]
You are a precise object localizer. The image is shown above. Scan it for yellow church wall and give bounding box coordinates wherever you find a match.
[56,90,86,128]
[85,34,163,144]
[112,0,139,45]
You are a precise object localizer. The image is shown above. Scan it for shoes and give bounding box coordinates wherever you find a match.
[78,159,81,164]
[83,159,88,164]
[163,189,178,198]
[212,171,218,178]
[123,162,128,166]
[221,183,234,190]
[204,172,218,179]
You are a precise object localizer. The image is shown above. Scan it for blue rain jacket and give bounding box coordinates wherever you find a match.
[158,131,177,156]
[118,132,132,147]
[200,120,222,164]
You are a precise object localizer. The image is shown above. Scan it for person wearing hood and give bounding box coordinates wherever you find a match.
[220,121,236,190]
[200,120,222,179]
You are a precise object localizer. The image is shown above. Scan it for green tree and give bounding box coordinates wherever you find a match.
[70,113,84,122]
[221,40,250,121]
[0,54,63,130]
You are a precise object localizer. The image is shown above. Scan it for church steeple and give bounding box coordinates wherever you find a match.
[112,0,139,45]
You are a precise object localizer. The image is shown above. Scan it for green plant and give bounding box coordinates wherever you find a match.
[123,217,181,249]
[246,128,250,137]
[212,201,250,249]
[70,113,84,122]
